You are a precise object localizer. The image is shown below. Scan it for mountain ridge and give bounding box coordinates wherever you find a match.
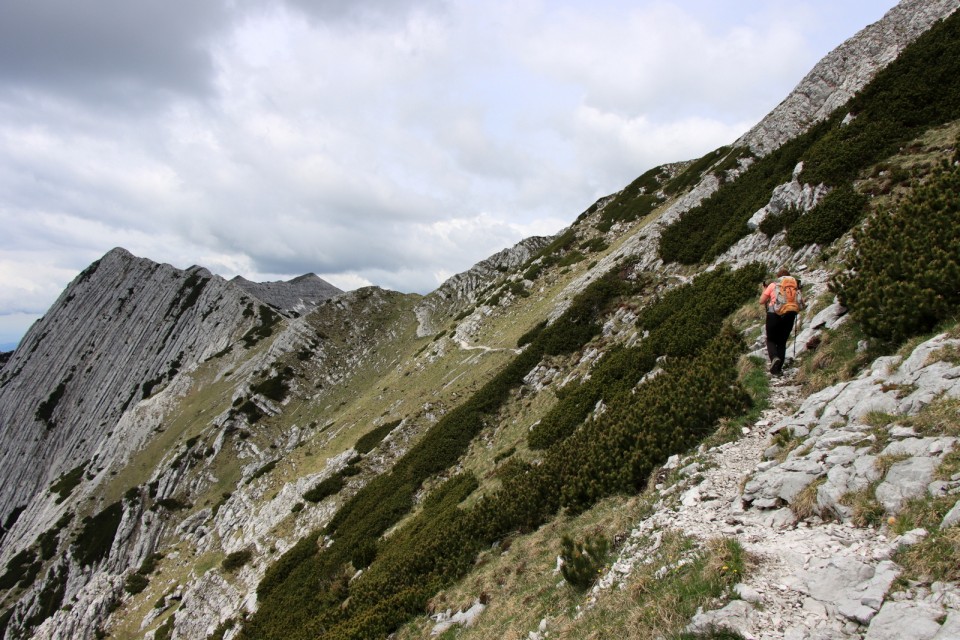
[1,2,959,639]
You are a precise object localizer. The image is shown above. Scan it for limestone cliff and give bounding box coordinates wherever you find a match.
[414,235,552,336]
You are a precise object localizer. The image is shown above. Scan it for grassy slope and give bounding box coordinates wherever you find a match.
[102,215,654,637]
[389,120,960,639]
[101,88,960,640]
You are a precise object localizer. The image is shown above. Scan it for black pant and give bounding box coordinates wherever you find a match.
[766,311,797,363]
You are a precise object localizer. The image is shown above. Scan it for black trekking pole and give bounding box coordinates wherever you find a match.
[792,310,801,360]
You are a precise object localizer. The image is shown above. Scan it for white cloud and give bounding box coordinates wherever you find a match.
[0,0,901,345]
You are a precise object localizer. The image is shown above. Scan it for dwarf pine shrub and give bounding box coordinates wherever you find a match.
[303,474,345,503]
[49,463,86,504]
[222,549,253,573]
[560,532,609,590]
[784,184,867,248]
[834,162,960,345]
[355,419,401,454]
[758,204,802,237]
[72,501,123,567]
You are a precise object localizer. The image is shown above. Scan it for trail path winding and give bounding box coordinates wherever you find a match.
[589,360,960,640]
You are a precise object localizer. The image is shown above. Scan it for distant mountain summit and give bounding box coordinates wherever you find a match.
[231,273,342,315]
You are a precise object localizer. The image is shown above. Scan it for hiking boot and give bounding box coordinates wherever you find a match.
[770,358,783,376]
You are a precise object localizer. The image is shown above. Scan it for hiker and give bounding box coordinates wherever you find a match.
[760,268,804,376]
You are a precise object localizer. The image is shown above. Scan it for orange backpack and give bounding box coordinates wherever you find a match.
[772,276,801,315]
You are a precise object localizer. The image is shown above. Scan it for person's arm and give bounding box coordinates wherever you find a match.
[759,282,774,312]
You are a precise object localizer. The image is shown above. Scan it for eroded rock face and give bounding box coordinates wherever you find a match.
[742,333,960,516]
[231,273,342,315]
[0,248,260,529]
[415,236,552,336]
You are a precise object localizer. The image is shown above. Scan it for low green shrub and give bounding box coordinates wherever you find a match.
[784,185,867,248]
[251,366,295,403]
[241,305,282,348]
[560,532,609,590]
[355,420,401,455]
[72,501,123,567]
[246,460,278,484]
[758,205,801,237]
[222,549,254,573]
[36,378,71,429]
[0,548,40,590]
[49,463,86,504]
[124,573,149,595]
[516,320,547,349]
[834,162,960,345]
[153,497,191,511]
[303,475,345,503]
[155,616,174,640]
[579,237,609,253]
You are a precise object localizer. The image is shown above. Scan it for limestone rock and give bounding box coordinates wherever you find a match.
[685,599,754,636]
[736,0,960,156]
[941,500,960,530]
[231,273,341,314]
[876,457,940,513]
[415,236,551,336]
[865,600,945,640]
[789,557,899,624]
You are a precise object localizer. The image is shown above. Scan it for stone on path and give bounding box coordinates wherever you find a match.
[942,500,960,530]
[864,600,944,640]
[786,557,899,625]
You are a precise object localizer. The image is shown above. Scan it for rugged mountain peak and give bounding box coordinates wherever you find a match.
[736,0,959,155]
[231,272,342,315]
[0,247,262,532]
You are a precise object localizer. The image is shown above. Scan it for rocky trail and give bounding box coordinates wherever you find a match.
[585,332,960,640]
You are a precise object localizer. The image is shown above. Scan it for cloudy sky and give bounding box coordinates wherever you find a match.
[0,0,898,349]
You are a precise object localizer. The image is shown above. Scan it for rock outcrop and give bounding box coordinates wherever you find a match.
[414,235,552,336]
[736,0,960,156]
[585,329,960,640]
[231,273,341,315]
[0,248,262,527]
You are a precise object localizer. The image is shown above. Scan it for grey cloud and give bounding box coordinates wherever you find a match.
[279,0,445,25]
[0,0,233,107]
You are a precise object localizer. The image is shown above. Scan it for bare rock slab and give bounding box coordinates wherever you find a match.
[788,557,899,625]
[865,601,945,640]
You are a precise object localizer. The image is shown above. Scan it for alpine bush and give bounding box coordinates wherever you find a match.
[560,532,609,590]
[784,185,868,248]
[834,162,960,345]
[49,463,86,504]
[355,419,401,454]
[222,549,254,573]
[303,474,345,503]
[72,501,123,567]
